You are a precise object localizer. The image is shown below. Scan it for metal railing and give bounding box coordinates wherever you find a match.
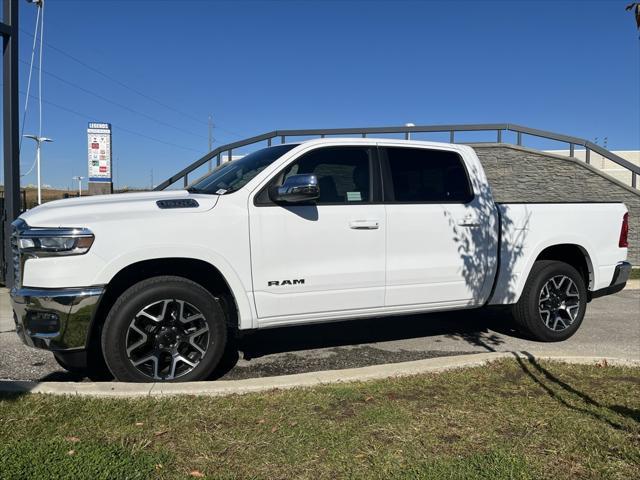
[155,123,639,191]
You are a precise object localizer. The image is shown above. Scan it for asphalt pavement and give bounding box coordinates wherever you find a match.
[1,287,638,382]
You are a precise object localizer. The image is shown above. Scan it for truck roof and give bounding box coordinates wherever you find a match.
[289,136,467,150]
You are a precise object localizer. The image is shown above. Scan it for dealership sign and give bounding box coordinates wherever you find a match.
[87,122,112,182]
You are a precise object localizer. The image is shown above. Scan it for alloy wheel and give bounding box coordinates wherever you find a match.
[125,299,210,380]
[538,275,581,332]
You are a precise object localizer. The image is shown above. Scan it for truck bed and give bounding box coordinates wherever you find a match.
[489,202,628,304]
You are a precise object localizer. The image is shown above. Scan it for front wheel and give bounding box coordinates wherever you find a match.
[512,260,587,342]
[101,276,228,382]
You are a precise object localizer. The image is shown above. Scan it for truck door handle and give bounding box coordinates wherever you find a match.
[349,220,380,230]
[458,216,480,227]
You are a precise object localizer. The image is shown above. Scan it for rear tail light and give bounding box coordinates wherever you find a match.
[619,212,629,248]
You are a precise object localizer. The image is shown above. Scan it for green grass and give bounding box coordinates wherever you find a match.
[1,358,638,480]
[0,439,164,480]
[630,268,640,280]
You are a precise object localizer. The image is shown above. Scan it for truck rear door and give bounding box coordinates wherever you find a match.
[381,145,495,307]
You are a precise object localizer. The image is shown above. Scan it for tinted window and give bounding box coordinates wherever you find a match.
[385,147,472,203]
[189,144,298,195]
[281,147,372,204]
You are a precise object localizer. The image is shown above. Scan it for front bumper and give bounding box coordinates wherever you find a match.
[10,287,104,351]
[590,261,632,300]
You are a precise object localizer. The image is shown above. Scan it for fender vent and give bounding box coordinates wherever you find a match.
[156,199,200,209]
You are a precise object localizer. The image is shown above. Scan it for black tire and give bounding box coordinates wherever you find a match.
[101,276,227,382]
[512,260,587,342]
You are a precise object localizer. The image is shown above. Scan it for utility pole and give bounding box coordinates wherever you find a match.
[150,169,154,190]
[208,114,214,172]
[72,176,83,197]
[23,134,52,205]
[208,114,213,152]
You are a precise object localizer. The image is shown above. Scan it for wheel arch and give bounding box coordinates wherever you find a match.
[88,257,253,360]
[535,243,594,290]
[490,239,596,306]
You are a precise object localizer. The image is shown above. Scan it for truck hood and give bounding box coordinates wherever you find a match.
[20,190,219,228]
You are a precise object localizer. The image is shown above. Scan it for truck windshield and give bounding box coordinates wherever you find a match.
[187,144,298,195]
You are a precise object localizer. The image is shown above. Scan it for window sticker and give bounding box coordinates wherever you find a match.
[346,191,362,202]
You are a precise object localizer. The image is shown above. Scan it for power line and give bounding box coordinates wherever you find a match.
[19,2,41,153]
[19,1,42,176]
[110,124,200,154]
[38,0,45,138]
[20,27,205,126]
[14,88,202,154]
[20,59,207,140]
[19,27,250,140]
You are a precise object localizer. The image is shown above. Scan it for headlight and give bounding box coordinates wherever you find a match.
[16,225,94,257]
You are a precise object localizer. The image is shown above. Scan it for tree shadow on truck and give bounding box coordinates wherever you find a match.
[443,164,530,307]
[209,168,533,380]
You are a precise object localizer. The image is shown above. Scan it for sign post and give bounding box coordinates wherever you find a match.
[87,122,113,195]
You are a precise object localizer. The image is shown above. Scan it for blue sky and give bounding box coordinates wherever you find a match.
[4,0,639,189]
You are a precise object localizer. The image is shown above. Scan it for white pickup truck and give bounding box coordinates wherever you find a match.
[10,138,631,382]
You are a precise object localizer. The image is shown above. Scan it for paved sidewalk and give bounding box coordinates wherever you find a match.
[0,288,11,333]
[625,278,639,290]
[1,287,638,382]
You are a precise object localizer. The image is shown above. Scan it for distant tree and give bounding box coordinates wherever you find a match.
[627,3,640,30]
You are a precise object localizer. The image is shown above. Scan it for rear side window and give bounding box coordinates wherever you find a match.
[384,147,473,203]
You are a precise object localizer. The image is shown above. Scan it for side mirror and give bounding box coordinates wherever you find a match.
[269,174,320,203]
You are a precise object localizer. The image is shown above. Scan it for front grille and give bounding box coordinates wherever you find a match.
[10,229,21,288]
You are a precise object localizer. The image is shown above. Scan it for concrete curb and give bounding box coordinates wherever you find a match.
[1,351,638,398]
[625,278,640,290]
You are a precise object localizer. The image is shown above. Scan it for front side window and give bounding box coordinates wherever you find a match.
[279,147,372,204]
[384,147,473,203]
[188,144,298,195]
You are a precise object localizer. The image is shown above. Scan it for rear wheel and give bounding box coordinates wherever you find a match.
[512,260,587,342]
[101,276,227,382]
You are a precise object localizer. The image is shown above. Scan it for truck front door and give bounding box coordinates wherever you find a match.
[249,145,386,322]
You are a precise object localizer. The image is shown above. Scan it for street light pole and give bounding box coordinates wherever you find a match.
[72,176,84,197]
[23,134,52,205]
[404,123,415,140]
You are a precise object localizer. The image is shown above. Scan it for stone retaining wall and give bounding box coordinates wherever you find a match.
[471,143,639,265]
